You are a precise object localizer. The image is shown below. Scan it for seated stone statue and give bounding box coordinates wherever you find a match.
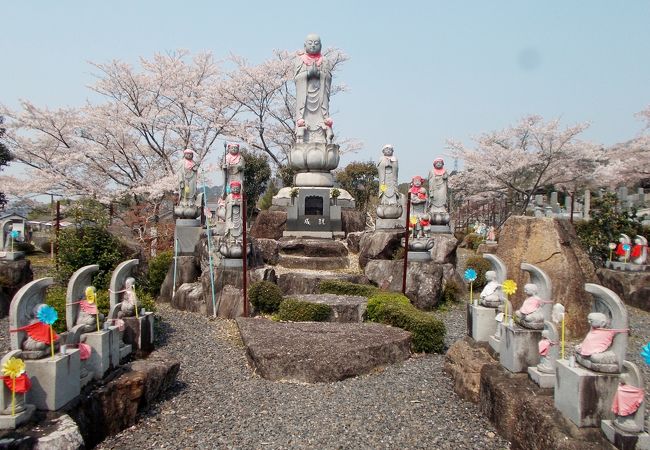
[73,286,105,333]
[536,328,557,374]
[118,277,138,318]
[479,271,502,308]
[16,304,60,359]
[514,283,546,329]
[575,312,626,373]
[612,371,645,433]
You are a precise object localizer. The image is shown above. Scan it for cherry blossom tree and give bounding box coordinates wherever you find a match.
[448,115,603,214]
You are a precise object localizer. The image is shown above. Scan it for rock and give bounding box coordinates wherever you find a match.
[430,233,458,264]
[277,255,349,270]
[496,217,598,337]
[346,231,364,253]
[279,238,348,257]
[215,285,249,319]
[35,415,84,450]
[288,294,368,322]
[597,268,650,312]
[171,282,205,315]
[236,318,411,383]
[341,209,365,235]
[159,255,200,302]
[65,350,180,448]
[358,230,404,269]
[250,210,287,240]
[253,238,280,265]
[364,260,444,309]
[479,363,615,450]
[444,337,497,403]
[0,259,33,317]
[476,242,498,254]
[278,271,369,296]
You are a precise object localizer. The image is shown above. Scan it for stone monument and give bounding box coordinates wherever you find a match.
[173,148,204,257]
[427,158,451,232]
[601,361,650,448]
[0,219,25,261]
[9,278,81,410]
[0,350,35,429]
[218,181,248,263]
[375,144,403,229]
[401,176,434,261]
[467,254,506,344]
[555,283,628,427]
[272,34,355,238]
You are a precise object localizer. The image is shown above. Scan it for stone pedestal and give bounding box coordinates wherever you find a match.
[84,329,120,380]
[527,366,555,389]
[123,313,154,356]
[0,404,35,429]
[0,251,25,261]
[26,350,81,411]
[601,420,650,450]
[175,219,202,256]
[467,304,497,342]
[554,359,619,427]
[284,188,343,238]
[488,326,502,353]
[499,324,542,373]
[375,218,404,230]
[407,250,431,262]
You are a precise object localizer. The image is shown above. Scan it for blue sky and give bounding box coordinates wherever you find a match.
[2,1,649,181]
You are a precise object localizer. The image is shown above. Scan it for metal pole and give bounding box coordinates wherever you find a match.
[202,170,218,317]
[570,191,575,223]
[172,237,179,298]
[402,192,411,295]
[55,200,60,271]
[242,194,249,317]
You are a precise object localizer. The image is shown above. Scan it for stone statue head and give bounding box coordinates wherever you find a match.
[411,176,423,187]
[183,149,194,160]
[587,312,609,329]
[541,329,550,339]
[227,143,240,155]
[125,277,135,290]
[524,283,538,296]
[382,144,394,156]
[485,270,496,282]
[304,34,322,55]
[230,181,242,194]
[433,158,444,169]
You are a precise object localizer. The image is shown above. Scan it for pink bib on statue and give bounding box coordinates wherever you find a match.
[579,328,617,356]
[519,297,541,315]
[612,384,644,416]
[538,339,551,356]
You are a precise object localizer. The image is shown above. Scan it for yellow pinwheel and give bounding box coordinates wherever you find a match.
[2,357,25,379]
[502,279,517,296]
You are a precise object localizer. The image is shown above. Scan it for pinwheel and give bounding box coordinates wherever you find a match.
[464,268,477,303]
[2,357,30,415]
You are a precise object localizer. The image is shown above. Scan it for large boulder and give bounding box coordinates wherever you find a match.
[430,233,458,264]
[278,271,369,296]
[364,260,444,309]
[236,318,411,383]
[35,415,84,450]
[253,238,280,265]
[495,216,598,337]
[159,255,200,302]
[0,259,33,317]
[444,337,496,403]
[200,266,272,317]
[358,230,403,269]
[250,210,287,240]
[171,282,205,315]
[288,294,368,323]
[341,209,365,235]
[279,238,348,257]
[597,268,650,312]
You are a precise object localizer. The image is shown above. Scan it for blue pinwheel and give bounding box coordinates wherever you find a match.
[641,342,650,365]
[10,230,20,240]
[37,305,58,325]
[464,268,477,282]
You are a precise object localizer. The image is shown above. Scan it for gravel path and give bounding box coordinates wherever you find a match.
[98,303,509,450]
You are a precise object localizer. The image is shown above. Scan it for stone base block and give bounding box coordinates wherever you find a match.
[528,366,555,389]
[119,343,132,360]
[488,332,501,354]
[278,255,348,270]
[123,313,155,356]
[294,172,334,187]
[288,294,367,323]
[26,350,81,411]
[0,404,35,429]
[407,250,431,261]
[468,304,497,342]
[375,218,404,230]
[175,224,202,255]
[602,420,650,450]
[554,359,619,427]
[500,325,541,373]
[84,329,119,380]
[0,251,25,261]
[283,230,335,238]
[430,225,451,233]
[222,258,243,268]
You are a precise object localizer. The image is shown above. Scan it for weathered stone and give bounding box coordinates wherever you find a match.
[277,255,349,270]
[358,230,404,269]
[496,217,598,337]
[250,210,287,240]
[171,282,204,315]
[597,268,650,312]
[477,242,498,254]
[237,318,411,383]
[364,260,443,309]
[35,414,84,450]
[430,233,458,264]
[0,259,33,317]
[199,265,272,317]
[341,209,365,235]
[214,284,249,319]
[278,271,369,296]
[479,363,614,450]
[441,263,465,293]
[279,238,348,257]
[66,351,180,448]
[288,294,367,323]
[346,231,364,253]
[159,255,200,302]
[253,238,280,265]
[444,337,496,403]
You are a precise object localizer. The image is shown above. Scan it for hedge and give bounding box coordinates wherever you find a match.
[465,256,492,288]
[276,299,332,322]
[319,280,379,298]
[249,281,284,314]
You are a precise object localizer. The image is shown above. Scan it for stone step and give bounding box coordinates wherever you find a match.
[277,254,349,270]
[236,318,411,383]
[286,294,367,323]
[279,238,348,257]
[277,271,369,296]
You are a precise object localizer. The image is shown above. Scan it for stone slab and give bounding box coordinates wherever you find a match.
[429,225,451,233]
[236,318,411,383]
[283,230,334,239]
[500,324,542,373]
[488,329,501,354]
[375,218,404,230]
[279,238,348,257]
[444,337,496,403]
[222,258,243,268]
[26,350,81,411]
[0,404,35,429]
[277,271,369,296]
[554,359,619,427]
[527,366,555,389]
[602,420,650,450]
[288,294,368,323]
[407,251,432,261]
[278,255,349,270]
[468,304,497,342]
[83,329,119,380]
[123,313,154,357]
[175,225,202,255]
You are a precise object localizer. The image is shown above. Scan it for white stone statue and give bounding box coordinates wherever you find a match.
[631,235,648,265]
[536,321,560,374]
[428,158,448,214]
[117,277,138,318]
[408,176,430,239]
[294,33,333,144]
[221,143,245,191]
[479,271,502,308]
[615,233,632,262]
[177,149,199,207]
[486,226,496,242]
[611,361,645,433]
[514,283,547,329]
[219,181,245,258]
[376,144,402,219]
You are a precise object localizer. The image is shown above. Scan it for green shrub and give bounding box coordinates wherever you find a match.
[465,256,492,288]
[465,233,484,250]
[146,250,173,296]
[366,292,411,321]
[276,299,332,322]
[442,280,462,304]
[249,281,284,314]
[14,241,36,254]
[45,285,68,334]
[319,280,379,298]
[366,292,445,353]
